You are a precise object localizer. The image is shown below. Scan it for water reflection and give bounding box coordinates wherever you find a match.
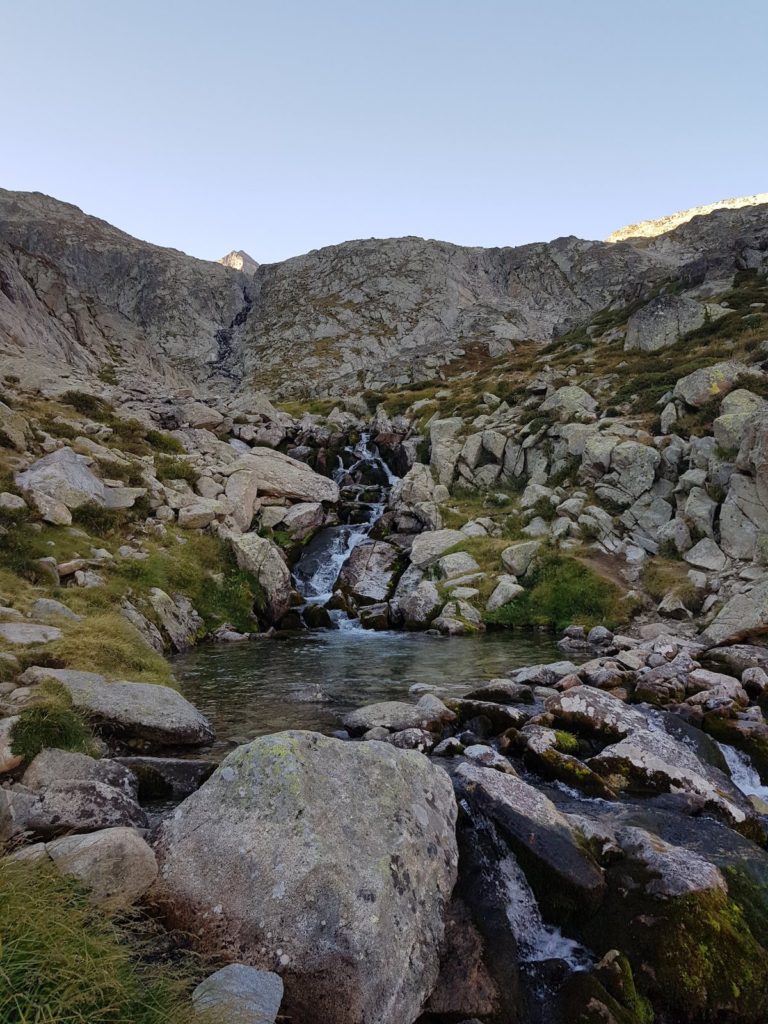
[174,630,565,757]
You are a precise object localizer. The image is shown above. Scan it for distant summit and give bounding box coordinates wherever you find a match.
[607,193,768,243]
[218,249,259,273]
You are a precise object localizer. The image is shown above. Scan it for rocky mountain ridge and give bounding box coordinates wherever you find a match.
[1,187,766,398]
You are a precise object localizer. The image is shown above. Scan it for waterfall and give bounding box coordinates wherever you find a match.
[718,742,768,801]
[292,431,398,624]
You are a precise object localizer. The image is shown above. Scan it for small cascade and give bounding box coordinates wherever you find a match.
[292,431,398,626]
[719,742,768,801]
[458,803,592,1023]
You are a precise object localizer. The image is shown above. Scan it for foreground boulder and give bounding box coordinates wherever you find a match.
[233,449,339,503]
[19,667,213,748]
[151,731,458,1024]
[15,446,105,508]
[228,533,292,623]
[46,827,158,907]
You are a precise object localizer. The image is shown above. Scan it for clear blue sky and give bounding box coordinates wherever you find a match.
[2,0,765,264]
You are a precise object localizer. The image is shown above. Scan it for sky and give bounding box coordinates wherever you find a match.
[2,0,765,265]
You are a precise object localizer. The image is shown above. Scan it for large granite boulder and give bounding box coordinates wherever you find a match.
[624,294,727,353]
[673,361,748,408]
[230,450,339,504]
[15,446,105,508]
[539,385,597,422]
[151,732,458,1024]
[701,581,768,647]
[19,666,213,747]
[409,529,465,568]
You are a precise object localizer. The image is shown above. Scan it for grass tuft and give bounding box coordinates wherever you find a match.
[0,859,213,1024]
[44,614,174,685]
[10,680,98,760]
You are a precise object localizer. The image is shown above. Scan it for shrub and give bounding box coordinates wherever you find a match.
[72,501,125,537]
[154,455,199,485]
[61,390,111,419]
[146,429,185,454]
[36,415,79,440]
[10,680,98,760]
[484,552,623,630]
[0,859,207,1024]
[98,363,118,385]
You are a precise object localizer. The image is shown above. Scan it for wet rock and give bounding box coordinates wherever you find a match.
[454,762,605,916]
[546,685,647,738]
[423,897,500,1020]
[112,756,215,799]
[46,827,158,907]
[151,731,458,1024]
[337,540,399,605]
[399,580,441,629]
[358,602,391,630]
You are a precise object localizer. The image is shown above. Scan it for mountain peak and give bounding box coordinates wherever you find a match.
[218,249,259,273]
[607,193,768,243]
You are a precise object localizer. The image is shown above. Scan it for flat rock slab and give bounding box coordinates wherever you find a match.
[0,622,62,645]
[19,667,213,747]
[342,694,455,735]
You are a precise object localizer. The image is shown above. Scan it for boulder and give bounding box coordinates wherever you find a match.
[147,588,204,651]
[232,450,339,503]
[624,294,727,353]
[714,389,766,452]
[192,965,284,1024]
[684,538,727,572]
[229,533,292,622]
[486,576,524,612]
[701,580,768,646]
[151,732,458,1024]
[0,716,22,774]
[337,540,399,605]
[342,694,456,735]
[399,580,441,629]
[409,529,466,568]
[177,499,224,529]
[46,827,158,907]
[19,666,214,747]
[0,400,29,450]
[224,469,260,532]
[500,540,540,577]
[27,779,147,838]
[178,401,224,429]
[539,386,597,422]
[720,473,767,560]
[673,361,748,408]
[15,446,105,509]
[23,748,137,798]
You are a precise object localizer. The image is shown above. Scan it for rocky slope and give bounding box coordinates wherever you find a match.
[1,188,766,397]
[3,190,768,1024]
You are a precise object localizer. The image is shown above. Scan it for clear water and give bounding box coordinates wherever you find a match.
[173,630,564,756]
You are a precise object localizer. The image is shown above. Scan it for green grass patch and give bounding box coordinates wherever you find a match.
[115,534,264,633]
[10,680,98,760]
[0,859,213,1024]
[145,429,185,454]
[484,552,625,630]
[44,613,174,685]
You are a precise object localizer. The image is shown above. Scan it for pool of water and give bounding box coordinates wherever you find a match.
[174,629,565,756]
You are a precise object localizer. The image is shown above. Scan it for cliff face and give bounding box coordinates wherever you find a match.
[0,187,766,398]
